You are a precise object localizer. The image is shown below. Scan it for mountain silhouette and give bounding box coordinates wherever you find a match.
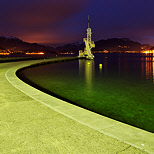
[0,35,151,54]
[0,35,55,53]
[56,38,150,53]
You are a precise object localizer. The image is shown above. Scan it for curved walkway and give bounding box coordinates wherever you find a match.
[0,57,153,153]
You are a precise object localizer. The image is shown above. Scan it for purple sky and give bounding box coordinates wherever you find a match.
[1,0,154,46]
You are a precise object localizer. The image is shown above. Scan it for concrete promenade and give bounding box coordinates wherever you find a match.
[0,57,153,153]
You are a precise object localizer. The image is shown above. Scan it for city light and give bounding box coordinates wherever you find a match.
[0,52,10,55]
[25,52,44,55]
[59,52,74,54]
[143,50,154,54]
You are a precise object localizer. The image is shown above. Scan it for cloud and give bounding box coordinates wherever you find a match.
[0,0,88,43]
[1,0,87,26]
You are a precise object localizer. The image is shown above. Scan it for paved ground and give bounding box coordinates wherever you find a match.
[0,57,153,153]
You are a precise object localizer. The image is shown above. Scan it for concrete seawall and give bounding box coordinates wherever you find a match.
[0,57,153,153]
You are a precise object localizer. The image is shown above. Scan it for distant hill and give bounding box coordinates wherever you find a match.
[56,38,150,53]
[150,46,154,50]
[0,35,151,54]
[0,45,6,50]
[95,38,146,51]
[0,35,55,53]
[56,42,85,53]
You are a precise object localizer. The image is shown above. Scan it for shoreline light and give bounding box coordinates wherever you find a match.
[25,52,44,55]
[0,52,10,55]
[143,50,154,54]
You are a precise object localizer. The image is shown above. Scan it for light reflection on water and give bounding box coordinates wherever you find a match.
[153,58,154,83]
[144,56,154,82]
[78,53,154,84]
[79,60,95,89]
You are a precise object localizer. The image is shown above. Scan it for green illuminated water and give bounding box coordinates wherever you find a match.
[18,53,154,132]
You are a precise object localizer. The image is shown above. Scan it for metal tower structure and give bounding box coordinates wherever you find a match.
[78,16,95,59]
[83,16,95,59]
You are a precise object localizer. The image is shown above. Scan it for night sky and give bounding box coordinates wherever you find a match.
[1,0,154,46]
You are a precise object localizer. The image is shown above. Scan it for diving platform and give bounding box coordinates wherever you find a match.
[78,16,95,60]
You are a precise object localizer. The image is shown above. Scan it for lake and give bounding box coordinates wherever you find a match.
[17,53,154,133]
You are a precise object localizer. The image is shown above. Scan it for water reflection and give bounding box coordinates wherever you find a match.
[117,54,154,83]
[79,54,154,85]
[145,55,154,83]
[99,64,102,75]
[153,59,154,84]
[79,59,85,77]
[103,57,108,74]
[79,59,95,89]
[85,60,95,88]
